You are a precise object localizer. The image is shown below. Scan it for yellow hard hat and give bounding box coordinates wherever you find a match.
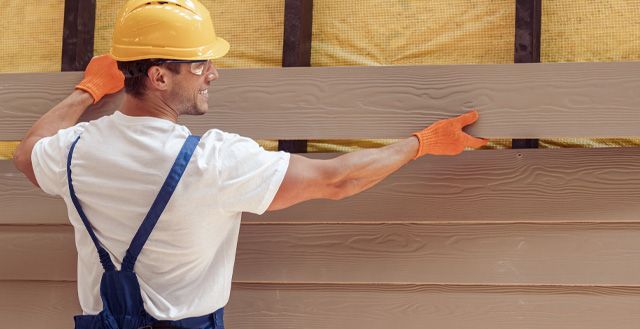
[110,0,230,61]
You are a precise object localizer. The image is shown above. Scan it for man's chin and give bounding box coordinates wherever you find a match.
[183,106,208,116]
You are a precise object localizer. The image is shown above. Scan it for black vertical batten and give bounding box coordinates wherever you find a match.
[282,0,314,67]
[62,0,97,71]
[278,0,314,153]
[513,0,541,149]
[514,0,542,63]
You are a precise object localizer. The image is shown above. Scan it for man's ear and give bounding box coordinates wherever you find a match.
[147,66,171,91]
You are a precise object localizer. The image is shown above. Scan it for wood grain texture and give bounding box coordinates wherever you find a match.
[226,283,640,329]
[4,281,640,329]
[253,147,640,222]
[235,222,640,285]
[1,62,639,140]
[0,226,76,281]
[0,281,80,329]
[4,147,640,224]
[0,161,69,225]
[4,223,640,285]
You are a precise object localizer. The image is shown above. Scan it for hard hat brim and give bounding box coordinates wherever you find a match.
[111,37,230,62]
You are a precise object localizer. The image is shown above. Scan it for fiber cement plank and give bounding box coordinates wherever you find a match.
[3,147,640,224]
[3,223,640,285]
[0,281,80,329]
[1,62,639,140]
[227,283,640,329]
[3,281,640,329]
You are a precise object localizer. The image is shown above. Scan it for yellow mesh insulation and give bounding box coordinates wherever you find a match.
[202,0,285,68]
[305,139,640,153]
[94,0,284,68]
[5,1,639,72]
[0,1,64,73]
[542,0,640,62]
[93,0,128,58]
[6,138,640,160]
[307,139,508,152]
[0,142,20,160]
[257,138,640,153]
[311,0,515,66]
[311,139,511,152]
[540,138,640,149]
[2,1,640,156]
[255,139,279,152]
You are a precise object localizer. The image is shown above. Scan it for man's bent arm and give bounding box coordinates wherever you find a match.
[13,90,93,187]
[13,55,124,187]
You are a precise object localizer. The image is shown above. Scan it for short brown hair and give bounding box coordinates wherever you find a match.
[117,60,181,98]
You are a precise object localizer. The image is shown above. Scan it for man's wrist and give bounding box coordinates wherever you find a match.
[71,89,96,106]
[411,132,426,160]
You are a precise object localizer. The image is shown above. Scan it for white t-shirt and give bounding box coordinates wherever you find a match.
[31,111,290,320]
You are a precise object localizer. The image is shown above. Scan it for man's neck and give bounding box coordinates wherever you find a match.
[119,94,179,123]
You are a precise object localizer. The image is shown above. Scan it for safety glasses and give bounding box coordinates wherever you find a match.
[153,60,211,76]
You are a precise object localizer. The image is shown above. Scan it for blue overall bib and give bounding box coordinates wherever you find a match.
[67,135,224,329]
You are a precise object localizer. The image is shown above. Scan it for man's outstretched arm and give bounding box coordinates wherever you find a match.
[267,111,487,211]
[13,55,124,187]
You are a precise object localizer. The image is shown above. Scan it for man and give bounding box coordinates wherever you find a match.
[13,0,487,328]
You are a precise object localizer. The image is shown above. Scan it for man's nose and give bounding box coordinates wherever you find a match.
[206,64,219,81]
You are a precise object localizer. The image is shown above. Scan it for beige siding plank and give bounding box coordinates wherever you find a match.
[1,62,639,140]
[251,147,640,222]
[0,161,68,225]
[227,283,640,329]
[0,226,76,281]
[234,222,640,285]
[3,281,640,329]
[4,223,640,285]
[0,281,79,329]
[3,147,640,225]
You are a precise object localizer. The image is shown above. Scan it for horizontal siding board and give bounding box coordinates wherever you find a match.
[251,147,640,222]
[4,147,640,224]
[4,281,640,329]
[228,283,640,329]
[0,226,76,281]
[1,62,639,140]
[0,161,69,225]
[235,222,640,285]
[4,223,640,285]
[0,281,80,329]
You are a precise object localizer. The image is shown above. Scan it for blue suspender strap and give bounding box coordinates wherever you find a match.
[67,136,116,272]
[121,135,201,272]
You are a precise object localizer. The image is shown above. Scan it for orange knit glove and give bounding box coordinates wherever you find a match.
[75,55,125,104]
[412,110,488,159]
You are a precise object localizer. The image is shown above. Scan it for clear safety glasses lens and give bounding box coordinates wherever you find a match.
[189,61,209,75]
[153,60,210,76]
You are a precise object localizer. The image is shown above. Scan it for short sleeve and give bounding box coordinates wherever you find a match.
[31,124,87,196]
[215,132,290,215]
